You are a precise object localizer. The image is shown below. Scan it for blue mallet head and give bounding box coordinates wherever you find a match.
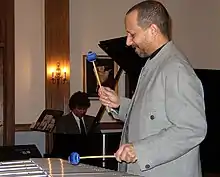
[87,51,97,62]
[68,152,80,165]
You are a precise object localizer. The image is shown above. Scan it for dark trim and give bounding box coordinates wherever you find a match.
[3,0,15,146]
[15,122,123,132]
[0,43,4,47]
[45,0,70,154]
[15,124,31,132]
[100,122,124,130]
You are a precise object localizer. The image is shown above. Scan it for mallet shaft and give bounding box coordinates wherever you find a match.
[92,62,110,113]
[80,155,115,159]
[92,62,102,87]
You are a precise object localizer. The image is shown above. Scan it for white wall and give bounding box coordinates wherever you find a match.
[70,0,220,122]
[69,0,143,122]
[12,0,220,153]
[15,0,45,124]
[14,0,220,123]
[160,0,220,69]
[15,131,45,156]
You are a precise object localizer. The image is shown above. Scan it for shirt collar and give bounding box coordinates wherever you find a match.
[71,111,83,120]
[148,43,167,60]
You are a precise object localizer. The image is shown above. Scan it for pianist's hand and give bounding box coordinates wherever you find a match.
[114,143,137,163]
[98,86,120,108]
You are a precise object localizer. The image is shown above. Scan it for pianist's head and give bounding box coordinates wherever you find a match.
[69,91,91,118]
[125,0,171,57]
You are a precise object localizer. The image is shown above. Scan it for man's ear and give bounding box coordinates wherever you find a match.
[149,24,159,35]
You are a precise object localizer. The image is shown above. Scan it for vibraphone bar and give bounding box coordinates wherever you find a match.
[0,158,140,177]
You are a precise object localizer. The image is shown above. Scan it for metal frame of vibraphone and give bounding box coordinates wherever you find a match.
[0,158,141,177]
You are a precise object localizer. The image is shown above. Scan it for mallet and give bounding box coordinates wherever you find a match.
[68,152,115,165]
[86,51,102,87]
[86,51,111,113]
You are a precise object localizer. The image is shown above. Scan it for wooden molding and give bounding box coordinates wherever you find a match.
[0,42,4,47]
[15,124,31,132]
[15,122,124,132]
[0,0,15,146]
[100,122,124,129]
[45,0,70,154]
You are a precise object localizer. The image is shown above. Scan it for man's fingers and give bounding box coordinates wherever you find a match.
[98,86,119,108]
[103,87,115,95]
[115,145,125,162]
[99,97,110,106]
[120,149,128,162]
[115,144,137,163]
[104,86,113,91]
[98,87,107,96]
[114,153,121,162]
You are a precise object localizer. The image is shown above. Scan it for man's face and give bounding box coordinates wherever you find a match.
[125,10,153,57]
[72,107,87,118]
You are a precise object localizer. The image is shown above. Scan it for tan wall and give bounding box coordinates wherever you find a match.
[14,0,220,123]
[69,0,220,121]
[15,0,45,123]
[160,0,220,69]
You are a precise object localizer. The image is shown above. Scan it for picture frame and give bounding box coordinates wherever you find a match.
[83,55,117,99]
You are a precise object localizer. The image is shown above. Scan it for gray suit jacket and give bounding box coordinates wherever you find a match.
[113,41,207,177]
[55,113,101,134]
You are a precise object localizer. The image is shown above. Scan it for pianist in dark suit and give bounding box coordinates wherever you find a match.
[56,91,100,135]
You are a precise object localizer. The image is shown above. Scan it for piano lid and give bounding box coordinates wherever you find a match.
[98,36,146,76]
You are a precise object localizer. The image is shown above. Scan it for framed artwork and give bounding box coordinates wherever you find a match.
[30,109,63,133]
[83,55,117,99]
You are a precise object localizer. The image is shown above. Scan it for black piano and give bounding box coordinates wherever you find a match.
[51,36,220,174]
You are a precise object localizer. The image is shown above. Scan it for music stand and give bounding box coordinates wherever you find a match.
[30,109,64,133]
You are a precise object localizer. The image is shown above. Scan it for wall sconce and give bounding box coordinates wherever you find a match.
[51,62,67,84]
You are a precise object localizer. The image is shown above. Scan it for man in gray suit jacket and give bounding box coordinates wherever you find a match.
[98,1,207,177]
[56,91,100,134]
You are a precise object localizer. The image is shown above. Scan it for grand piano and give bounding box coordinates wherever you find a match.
[52,36,220,175]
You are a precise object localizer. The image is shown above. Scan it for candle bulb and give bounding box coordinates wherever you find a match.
[64,72,66,80]
[52,72,55,79]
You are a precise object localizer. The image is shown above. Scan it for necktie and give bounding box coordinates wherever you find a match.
[79,117,86,135]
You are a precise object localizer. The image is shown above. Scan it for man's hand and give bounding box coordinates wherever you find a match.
[98,86,120,108]
[114,143,137,163]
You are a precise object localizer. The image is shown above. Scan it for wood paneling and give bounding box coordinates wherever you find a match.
[100,122,123,130]
[15,124,31,132]
[3,0,15,146]
[0,0,15,146]
[14,122,123,132]
[45,0,70,154]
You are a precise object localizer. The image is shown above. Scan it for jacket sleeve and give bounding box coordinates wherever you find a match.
[111,97,131,122]
[133,62,207,171]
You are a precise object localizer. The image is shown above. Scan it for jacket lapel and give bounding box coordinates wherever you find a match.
[69,113,81,134]
[121,41,174,143]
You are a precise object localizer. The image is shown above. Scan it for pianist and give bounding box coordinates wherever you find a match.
[56,91,100,135]
[98,1,207,177]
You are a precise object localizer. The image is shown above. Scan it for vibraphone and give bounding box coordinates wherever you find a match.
[0,158,140,176]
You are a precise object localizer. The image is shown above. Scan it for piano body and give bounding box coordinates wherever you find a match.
[98,36,146,98]
[51,36,220,175]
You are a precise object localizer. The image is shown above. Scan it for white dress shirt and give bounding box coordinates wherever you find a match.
[71,112,86,133]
